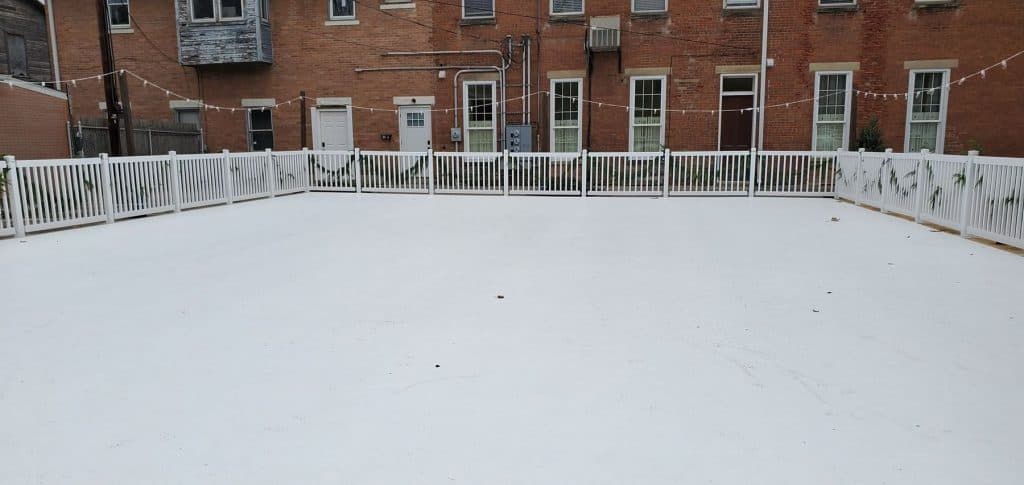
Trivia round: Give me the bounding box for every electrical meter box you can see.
[450,128,463,143]
[505,124,534,153]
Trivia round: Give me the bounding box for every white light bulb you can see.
[980,69,987,78]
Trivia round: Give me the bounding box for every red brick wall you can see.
[0,85,69,160]
[51,0,1024,156]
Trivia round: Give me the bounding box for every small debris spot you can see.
[435,364,440,368]
[812,308,821,313]
[830,217,840,222]
[496,294,505,300]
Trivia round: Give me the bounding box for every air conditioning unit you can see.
[587,16,621,52]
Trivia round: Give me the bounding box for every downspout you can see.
[757,0,769,150]
[45,0,61,86]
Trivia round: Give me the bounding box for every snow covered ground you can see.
[1,194,1022,485]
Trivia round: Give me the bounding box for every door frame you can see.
[311,106,354,151]
[397,105,433,152]
[717,73,759,151]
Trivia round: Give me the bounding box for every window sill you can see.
[460,17,496,26]
[324,19,360,26]
[817,5,858,13]
[380,2,415,10]
[722,8,761,18]
[549,14,585,24]
[110,27,134,34]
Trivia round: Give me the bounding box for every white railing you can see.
[509,152,583,196]
[587,152,664,196]
[669,151,750,196]
[756,151,837,196]
[434,152,504,195]
[3,149,1022,249]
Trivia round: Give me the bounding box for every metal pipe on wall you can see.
[757,0,770,150]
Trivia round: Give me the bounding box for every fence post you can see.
[353,148,362,193]
[427,148,435,195]
[3,156,26,238]
[265,148,276,198]
[854,148,865,206]
[662,148,671,198]
[302,147,311,192]
[747,147,757,197]
[913,149,930,222]
[959,150,979,237]
[879,148,893,214]
[99,153,116,223]
[502,149,510,197]
[834,148,845,200]
[222,149,233,204]
[169,150,182,213]
[581,149,588,198]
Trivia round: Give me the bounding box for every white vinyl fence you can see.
[3,148,1022,249]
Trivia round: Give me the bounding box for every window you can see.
[905,70,949,153]
[248,109,274,151]
[630,77,665,152]
[175,108,201,129]
[812,72,852,151]
[107,0,130,28]
[463,81,496,152]
[632,0,666,13]
[463,0,494,18]
[550,79,582,152]
[259,0,269,20]
[551,0,583,16]
[406,112,425,127]
[191,0,244,21]
[724,0,759,8]
[330,0,354,19]
[5,33,27,78]
[819,0,855,6]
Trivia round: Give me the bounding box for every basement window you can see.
[463,0,494,19]
[107,0,130,29]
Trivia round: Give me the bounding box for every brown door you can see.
[719,95,754,150]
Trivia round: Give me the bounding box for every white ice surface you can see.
[1,194,1022,484]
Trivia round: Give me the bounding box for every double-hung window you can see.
[330,0,354,19]
[550,79,582,152]
[812,72,852,151]
[632,0,666,13]
[191,0,244,22]
[551,0,583,16]
[463,81,496,152]
[905,70,949,153]
[107,0,130,29]
[630,76,666,152]
[463,0,494,19]
[248,109,274,151]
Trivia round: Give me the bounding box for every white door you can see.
[399,106,431,152]
[318,109,352,150]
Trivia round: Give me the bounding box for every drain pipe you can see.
[522,35,531,125]
[757,0,769,150]
[45,0,61,87]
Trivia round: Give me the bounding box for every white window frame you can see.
[716,73,759,151]
[904,69,950,154]
[549,78,583,152]
[462,80,497,152]
[819,0,856,7]
[463,0,495,19]
[550,0,584,16]
[723,0,760,9]
[811,71,852,152]
[190,0,245,23]
[107,0,131,29]
[328,0,356,20]
[628,75,667,153]
[632,0,667,14]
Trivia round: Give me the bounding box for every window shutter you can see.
[464,0,494,17]
[552,0,583,14]
[632,0,666,12]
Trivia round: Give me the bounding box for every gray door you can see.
[399,106,431,152]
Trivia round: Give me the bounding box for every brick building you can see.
[48,0,1024,156]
